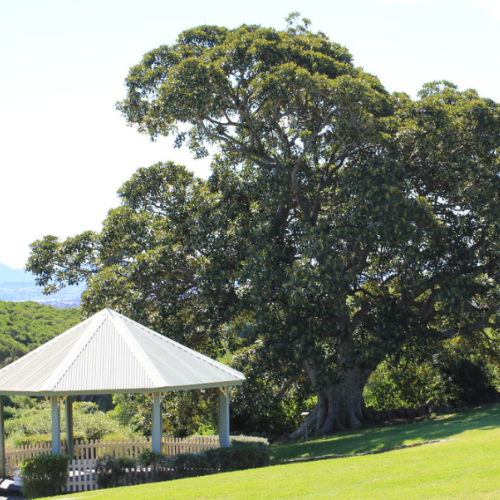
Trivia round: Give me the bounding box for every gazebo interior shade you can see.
[0,308,245,396]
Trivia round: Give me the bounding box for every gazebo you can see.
[0,308,245,477]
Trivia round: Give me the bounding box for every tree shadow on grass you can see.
[270,403,500,463]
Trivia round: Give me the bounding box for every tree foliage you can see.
[111,388,219,438]
[27,16,500,434]
[0,301,79,367]
[364,337,500,411]
[4,400,136,446]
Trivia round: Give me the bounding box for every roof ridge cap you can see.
[109,312,166,388]
[42,310,108,392]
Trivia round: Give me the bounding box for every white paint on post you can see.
[65,396,74,458]
[218,387,230,448]
[0,397,5,478]
[51,396,61,454]
[151,392,162,452]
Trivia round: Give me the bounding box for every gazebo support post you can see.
[151,392,162,452]
[218,387,230,448]
[0,397,5,478]
[65,396,74,458]
[51,396,61,454]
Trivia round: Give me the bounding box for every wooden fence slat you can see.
[66,458,97,492]
[5,436,220,472]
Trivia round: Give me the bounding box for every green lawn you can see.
[45,405,500,500]
[270,405,499,463]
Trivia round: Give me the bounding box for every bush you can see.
[176,442,270,476]
[5,400,135,448]
[364,359,443,410]
[169,452,216,478]
[95,456,139,489]
[214,443,270,471]
[433,346,499,404]
[138,450,174,481]
[230,435,269,446]
[20,453,70,499]
[364,341,500,411]
[111,389,219,438]
[95,442,270,488]
[12,431,87,448]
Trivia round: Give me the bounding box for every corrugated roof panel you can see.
[53,317,156,392]
[121,317,245,387]
[0,308,245,396]
[0,321,89,392]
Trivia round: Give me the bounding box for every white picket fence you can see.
[66,459,97,492]
[5,436,220,492]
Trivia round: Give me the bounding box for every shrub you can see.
[138,450,174,481]
[169,452,216,478]
[364,341,500,411]
[5,400,134,448]
[111,389,219,438]
[230,435,269,446]
[12,431,87,448]
[214,443,270,471]
[96,442,270,488]
[364,359,443,410]
[95,456,139,489]
[433,346,499,404]
[176,443,270,476]
[20,453,70,499]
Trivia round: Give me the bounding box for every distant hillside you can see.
[0,263,33,283]
[0,301,80,367]
[0,263,84,308]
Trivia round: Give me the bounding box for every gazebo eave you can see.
[0,379,244,398]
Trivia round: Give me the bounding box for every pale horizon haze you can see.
[1,0,499,269]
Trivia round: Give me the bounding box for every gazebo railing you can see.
[5,435,219,469]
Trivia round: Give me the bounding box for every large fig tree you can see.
[27,16,500,434]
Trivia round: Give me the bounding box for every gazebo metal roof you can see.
[0,308,244,474]
[0,308,245,396]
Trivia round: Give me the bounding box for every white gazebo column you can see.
[151,392,162,452]
[65,396,74,458]
[51,396,61,454]
[218,387,230,448]
[0,397,5,478]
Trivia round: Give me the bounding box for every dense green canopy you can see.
[0,302,79,367]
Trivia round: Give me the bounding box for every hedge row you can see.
[96,442,270,488]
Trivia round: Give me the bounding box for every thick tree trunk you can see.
[291,364,373,438]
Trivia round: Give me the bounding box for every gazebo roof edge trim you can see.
[0,378,244,397]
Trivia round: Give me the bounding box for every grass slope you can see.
[46,405,500,500]
[270,405,497,463]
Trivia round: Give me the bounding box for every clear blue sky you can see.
[1,0,499,269]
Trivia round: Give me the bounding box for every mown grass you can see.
[271,404,500,463]
[45,404,500,500]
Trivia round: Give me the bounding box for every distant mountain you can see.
[0,263,84,308]
[0,263,34,283]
